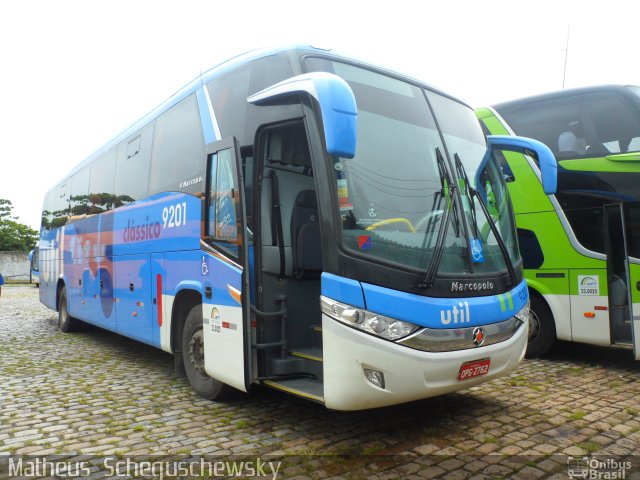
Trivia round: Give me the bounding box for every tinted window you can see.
[69,167,91,218]
[207,54,299,147]
[89,149,118,213]
[207,148,241,259]
[498,92,640,160]
[114,122,154,202]
[51,181,69,228]
[304,57,519,278]
[149,95,205,196]
[264,122,312,175]
[517,229,544,269]
[41,190,56,231]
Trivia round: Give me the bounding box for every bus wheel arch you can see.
[170,289,201,355]
[526,289,556,358]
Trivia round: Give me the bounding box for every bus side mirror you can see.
[479,135,558,195]
[247,72,357,159]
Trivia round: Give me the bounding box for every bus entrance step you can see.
[268,348,323,380]
[290,347,322,363]
[263,378,324,404]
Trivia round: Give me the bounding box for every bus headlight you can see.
[320,296,419,341]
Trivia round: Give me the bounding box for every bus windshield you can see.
[306,58,519,278]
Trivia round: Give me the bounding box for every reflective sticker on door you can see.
[578,275,599,296]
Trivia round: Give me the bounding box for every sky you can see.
[1,0,639,230]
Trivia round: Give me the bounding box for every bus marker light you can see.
[341,308,364,324]
[594,306,607,311]
[364,369,385,389]
[584,312,595,318]
[368,317,386,334]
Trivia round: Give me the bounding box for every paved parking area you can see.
[1,284,639,479]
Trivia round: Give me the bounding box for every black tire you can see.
[526,292,556,358]
[58,286,79,332]
[181,304,234,400]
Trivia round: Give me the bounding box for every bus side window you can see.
[208,148,241,258]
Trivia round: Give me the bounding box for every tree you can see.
[0,199,39,252]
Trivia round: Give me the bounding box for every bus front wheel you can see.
[58,286,79,332]
[526,293,556,358]
[182,304,233,401]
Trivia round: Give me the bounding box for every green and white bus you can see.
[477,85,640,359]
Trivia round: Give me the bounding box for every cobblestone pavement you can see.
[1,284,639,479]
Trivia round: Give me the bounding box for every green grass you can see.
[362,446,382,455]
[569,411,587,421]
[578,442,600,453]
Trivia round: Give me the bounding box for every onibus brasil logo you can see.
[567,456,631,479]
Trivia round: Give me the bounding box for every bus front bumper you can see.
[322,313,528,411]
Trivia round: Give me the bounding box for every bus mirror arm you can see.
[247,72,358,159]
[478,135,558,195]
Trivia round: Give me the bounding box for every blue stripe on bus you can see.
[321,272,365,308]
[360,279,528,329]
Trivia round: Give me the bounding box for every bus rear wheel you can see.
[182,304,234,401]
[58,286,79,332]
[526,293,556,358]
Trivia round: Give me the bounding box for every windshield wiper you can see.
[455,154,517,287]
[454,153,481,239]
[415,147,456,290]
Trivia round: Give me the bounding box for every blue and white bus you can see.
[29,243,39,287]
[39,46,557,410]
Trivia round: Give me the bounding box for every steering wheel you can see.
[366,217,416,233]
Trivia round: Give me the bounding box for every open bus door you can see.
[201,137,252,391]
[603,203,637,357]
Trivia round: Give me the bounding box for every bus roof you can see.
[61,44,465,183]
[493,84,639,111]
